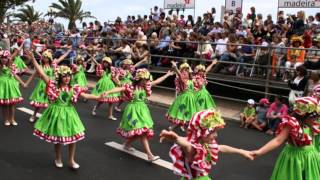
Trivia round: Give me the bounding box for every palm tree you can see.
[14,4,42,25]
[49,0,95,30]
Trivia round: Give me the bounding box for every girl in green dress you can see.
[28,51,104,169]
[29,50,72,122]
[91,56,120,120]
[252,96,320,180]
[104,68,173,161]
[0,50,31,126]
[193,60,217,112]
[166,61,197,131]
[160,109,254,180]
[71,55,88,92]
[114,59,135,112]
[12,43,30,74]
[311,84,320,152]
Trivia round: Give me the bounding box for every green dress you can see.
[166,79,197,126]
[271,116,320,180]
[71,64,88,91]
[120,69,133,85]
[29,65,54,108]
[0,65,23,105]
[92,69,120,103]
[117,83,154,139]
[194,76,216,111]
[33,80,85,145]
[314,118,320,152]
[13,56,27,74]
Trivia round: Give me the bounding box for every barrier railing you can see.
[52,35,319,101]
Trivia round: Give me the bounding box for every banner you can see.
[278,0,320,8]
[225,0,243,13]
[164,0,195,9]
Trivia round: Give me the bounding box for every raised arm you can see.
[53,49,72,64]
[10,43,24,61]
[151,70,174,86]
[25,71,37,87]
[205,59,218,75]
[87,53,99,65]
[171,61,182,78]
[26,51,50,83]
[251,126,289,157]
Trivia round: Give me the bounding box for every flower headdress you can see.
[179,61,192,73]
[102,56,112,64]
[187,109,225,143]
[55,65,72,81]
[293,97,320,116]
[42,50,53,61]
[134,68,153,81]
[122,59,133,65]
[194,64,206,73]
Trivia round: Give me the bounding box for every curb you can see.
[147,99,241,122]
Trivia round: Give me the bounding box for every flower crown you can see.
[42,50,53,61]
[122,59,133,65]
[179,62,192,73]
[195,64,206,73]
[199,110,225,130]
[55,65,72,80]
[134,68,152,81]
[293,97,320,115]
[76,55,84,61]
[102,56,112,64]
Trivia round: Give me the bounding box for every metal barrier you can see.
[56,35,319,101]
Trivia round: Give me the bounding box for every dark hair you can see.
[296,65,307,76]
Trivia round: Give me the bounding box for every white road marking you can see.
[105,141,173,170]
[17,108,173,170]
[17,107,42,117]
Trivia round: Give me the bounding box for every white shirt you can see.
[215,38,228,55]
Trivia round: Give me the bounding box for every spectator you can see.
[150,6,160,22]
[304,35,320,70]
[249,98,270,131]
[307,72,320,95]
[284,36,306,81]
[288,65,308,105]
[110,40,132,67]
[271,35,286,77]
[240,99,256,128]
[195,35,213,61]
[266,96,288,135]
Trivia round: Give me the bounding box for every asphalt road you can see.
[0,77,281,180]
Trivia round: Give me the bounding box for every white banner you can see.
[164,0,195,9]
[225,0,243,13]
[278,0,320,8]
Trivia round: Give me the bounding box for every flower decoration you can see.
[134,68,152,81]
[55,65,72,81]
[42,50,53,61]
[293,97,319,115]
[194,64,206,73]
[102,56,112,64]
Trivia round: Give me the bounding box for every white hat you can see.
[247,99,255,105]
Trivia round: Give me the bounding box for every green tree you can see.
[49,0,95,30]
[14,5,42,25]
[0,0,35,24]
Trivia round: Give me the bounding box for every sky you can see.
[15,0,319,27]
